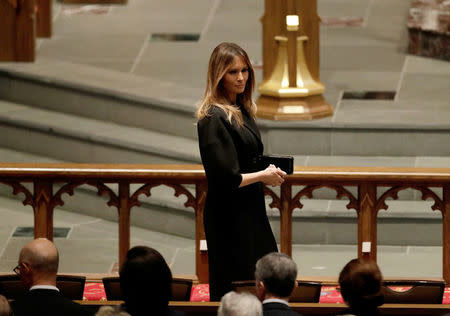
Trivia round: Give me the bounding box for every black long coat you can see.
[197,105,277,301]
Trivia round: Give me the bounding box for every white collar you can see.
[29,285,59,292]
[263,298,289,306]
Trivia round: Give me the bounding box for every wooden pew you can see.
[0,0,35,61]
[78,301,450,316]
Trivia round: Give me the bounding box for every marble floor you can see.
[34,0,449,113]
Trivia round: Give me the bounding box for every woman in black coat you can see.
[197,42,286,301]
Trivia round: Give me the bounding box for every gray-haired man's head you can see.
[255,252,297,300]
[218,291,262,316]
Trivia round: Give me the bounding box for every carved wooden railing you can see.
[1,163,450,284]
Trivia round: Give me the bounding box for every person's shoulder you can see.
[206,105,228,119]
[263,302,302,316]
[198,105,229,126]
[12,292,92,316]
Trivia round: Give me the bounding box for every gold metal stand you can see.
[257,0,333,120]
[257,94,332,120]
[259,36,325,98]
[257,35,333,120]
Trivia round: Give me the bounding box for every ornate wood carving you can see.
[86,181,120,208]
[51,181,122,210]
[291,184,359,211]
[34,184,52,204]
[130,183,196,210]
[165,183,196,210]
[358,183,377,260]
[50,181,86,208]
[361,192,375,209]
[376,185,444,213]
[33,181,53,239]
[264,186,281,210]
[129,183,160,208]
[0,180,34,206]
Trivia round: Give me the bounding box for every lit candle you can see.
[286,15,299,31]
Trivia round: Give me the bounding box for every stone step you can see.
[0,100,200,164]
[0,59,201,140]
[1,59,450,156]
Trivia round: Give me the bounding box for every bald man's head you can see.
[0,295,12,316]
[19,238,59,275]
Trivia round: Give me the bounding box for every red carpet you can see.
[82,283,450,304]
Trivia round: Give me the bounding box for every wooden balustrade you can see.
[1,163,450,284]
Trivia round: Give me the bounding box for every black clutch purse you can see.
[254,154,294,174]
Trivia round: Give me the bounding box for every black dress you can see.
[197,105,278,301]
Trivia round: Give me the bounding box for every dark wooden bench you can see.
[78,301,450,316]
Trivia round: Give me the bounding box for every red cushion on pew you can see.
[83,283,107,301]
[81,283,450,304]
[190,284,210,302]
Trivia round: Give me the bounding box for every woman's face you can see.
[222,55,249,102]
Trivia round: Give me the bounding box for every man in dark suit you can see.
[255,253,303,316]
[11,238,92,316]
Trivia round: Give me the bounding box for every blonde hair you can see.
[197,42,256,126]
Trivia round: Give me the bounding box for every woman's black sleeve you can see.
[197,112,242,191]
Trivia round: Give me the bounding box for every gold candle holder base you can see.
[256,94,333,120]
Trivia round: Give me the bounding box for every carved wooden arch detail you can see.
[0,180,34,207]
[376,185,444,214]
[263,186,281,211]
[130,183,196,210]
[50,181,120,209]
[290,184,359,211]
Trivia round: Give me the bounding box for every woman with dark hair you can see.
[338,258,384,316]
[120,246,181,316]
[197,42,286,301]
